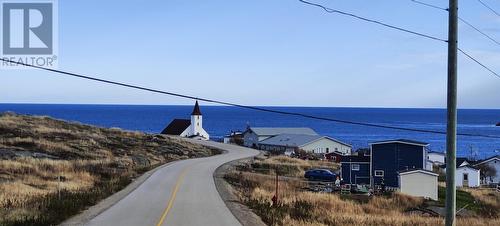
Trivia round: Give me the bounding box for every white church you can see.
[160,101,210,140]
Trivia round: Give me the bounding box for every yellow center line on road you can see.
[155,167,190,226]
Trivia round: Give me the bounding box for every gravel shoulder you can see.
[213,152,267,226]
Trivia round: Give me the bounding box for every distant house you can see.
[242,127,318,148]
[370,139,429,188]
[473,155,499,185]
[399,169,438,200]
[340,155,370,185]
[325,151,344,163]
[456,165,481,188]
[258,133,352,155]
[160,101,210,140]
[427,151,445,165]
[223,131,243,145]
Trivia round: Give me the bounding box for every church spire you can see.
[191,101,202,116]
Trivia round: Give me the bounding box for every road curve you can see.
[86,140,259,226]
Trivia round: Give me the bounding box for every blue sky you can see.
[2,0,499,108]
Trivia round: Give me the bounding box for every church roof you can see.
[161,119,191,135]
[191,101,202,116]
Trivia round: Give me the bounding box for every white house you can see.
[160,101,210,140]
[258,134,352,155]
[427,151,445,165]
[456,165,481,188]
[473,155,500,185]
[242,127,318,148]
[440,157,471,173]
[399,169,438,201]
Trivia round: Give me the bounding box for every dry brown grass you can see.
[227,156,500,226]
[0,157,97,204]
[0,112,220,225]
[462,187,500,208]
[264,156,339,169]
[251,156,340,177]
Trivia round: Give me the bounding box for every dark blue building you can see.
[340,155,370,185]
[370,139,428,188]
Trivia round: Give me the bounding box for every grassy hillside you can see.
[0,112,220,226]
[226,156,500,226]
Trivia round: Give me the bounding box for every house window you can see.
[332,156,336,161]
[374,170,384,177]
[326,148,329,153]
[463,173,468,181]
[352,164,360,171]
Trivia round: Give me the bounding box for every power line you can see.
[298,0,448,43]
[298,0,500,79]
[411,0,448,11]
[1,57,500,139]
[458,48,500,79]
[409,0,500,79]
[458,17,500,46]
[478,0,500,17]
[410,0,500,46]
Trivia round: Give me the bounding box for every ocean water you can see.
[0,104,499,158]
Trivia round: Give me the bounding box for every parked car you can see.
[304,169,337,182]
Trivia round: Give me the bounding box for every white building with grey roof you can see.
[243,127,318,148]
[257,133,352,156]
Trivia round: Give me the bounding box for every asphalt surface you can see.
[86,140,259,226]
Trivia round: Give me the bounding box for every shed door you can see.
[463,173,469,187]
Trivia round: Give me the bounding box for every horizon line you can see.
[1,102,499,110]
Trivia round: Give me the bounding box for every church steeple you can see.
[191,101,202,116]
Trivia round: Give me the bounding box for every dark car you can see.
[304,169,337,182]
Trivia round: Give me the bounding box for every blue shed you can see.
[340,155,370,185]
[370,139,428,188]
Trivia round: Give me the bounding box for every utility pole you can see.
[272,169,279,206]
[445,0,458,226]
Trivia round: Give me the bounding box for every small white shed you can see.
[399,169,438,201]
[456,165,480,188]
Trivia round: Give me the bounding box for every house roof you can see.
[474,155,500,166]
[456,157,472,167]
[259,134,348,148]
[224,131,243,138]
[398,169,439,177]
[259,134,321,147]
[458,164,480,171]
[369,139,429,147]
[161,119,191,135]
[325,151,345,156]
[340,155,370,163]
[440,157,481,170]
[191,101,202,115]
[246,127,318,136]
[428,151,445,156]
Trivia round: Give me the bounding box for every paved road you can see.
[86,140,259,226]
